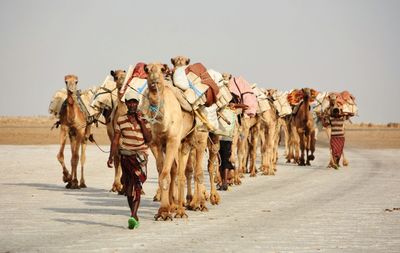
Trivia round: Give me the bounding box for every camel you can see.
[315,93,349,168]
[288,88,316,166]
[90,75,124,192]
[143,62,198,220]
[256,95,280,176]
[57,75,92,189]
[170,56,220,209]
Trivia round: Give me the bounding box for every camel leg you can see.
[249,124,259,177]
[208,134,220,205]
[189,132,208,211]
[57,125,72,184]
[263,123,276,175]
[150,144,163,201]
[154,138,179,221]
[305,133,311,166]
[342,152,349,166]
[69,131,80,189]
[175,139,191,218]
[298,132,306,166]
[268,123,277,175]
[169,162,178,212]
[185,150,194,206]
[79,129,89,188]
[237,123,249,178]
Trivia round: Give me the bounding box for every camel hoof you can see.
[153,194,161,202]
[62,174,72,183]
[199,205,209,212]
[343,161,349,167]
[174,207,188,218]
[154,208,173,221]
[186,195,193,204]
[79,182,87,188]
[262,170,275,176]
[309,154,315,161]
[306,161,311,166]
[234,178,242,185]
[209,193,220,205]
[250,173,257,177]
[65,182,72,189]
[70,183,80,189]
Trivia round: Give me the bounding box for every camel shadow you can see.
[3,182,87,192]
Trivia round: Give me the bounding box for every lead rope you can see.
[88,134,110,153]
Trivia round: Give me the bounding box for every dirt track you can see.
[0,145,399,252]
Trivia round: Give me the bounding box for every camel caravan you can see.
[48,56,358,221]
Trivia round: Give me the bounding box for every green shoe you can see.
[128,217,139,229]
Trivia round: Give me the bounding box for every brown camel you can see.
[143,62,197,220]
[289,88,316,166]
[57,75,92,189]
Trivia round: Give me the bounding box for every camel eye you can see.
[65,81,68,84]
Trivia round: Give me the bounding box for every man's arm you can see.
[136,112,152,144]
[107,131,121,168]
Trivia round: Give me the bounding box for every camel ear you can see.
[110,70,115,78]
[186,58,190,65]
[229,74,232,80]
[144,64,149,74]
[161,64,168,73]
[171,58,175,66]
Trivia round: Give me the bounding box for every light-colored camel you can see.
[171,56,220,209]
[315,93,349,168]
[90,75,124,192]
[57,75,92,189]
[143,62,197,220]
[288,88,316,166]
[221,72,249,185]
[256,97,280,176]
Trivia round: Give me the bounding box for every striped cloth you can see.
[115,115,150,152]
[330,116,345,137]
[330,136,345,160]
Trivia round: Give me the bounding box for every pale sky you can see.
[0,0,399,123]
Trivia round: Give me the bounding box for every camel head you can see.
[328,93,341,114]
[171,56,190,68]
[110,70,126,90]
[266,89,278,98]
[144,63,169,92]
[302,88,312,100]
[64,75,78,93]
[222,72,232,86]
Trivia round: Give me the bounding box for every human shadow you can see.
[5,182,159,223]
[54,218,124,229]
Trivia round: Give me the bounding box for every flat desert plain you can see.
[1,116,399,148]
[0,116,399,252]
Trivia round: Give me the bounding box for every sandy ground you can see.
[0,117,400,252]
[1,116,400,148]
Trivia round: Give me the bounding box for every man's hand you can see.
[135,111,145,122]
[107,157,113,168]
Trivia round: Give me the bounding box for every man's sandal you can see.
[128,217,140,229]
